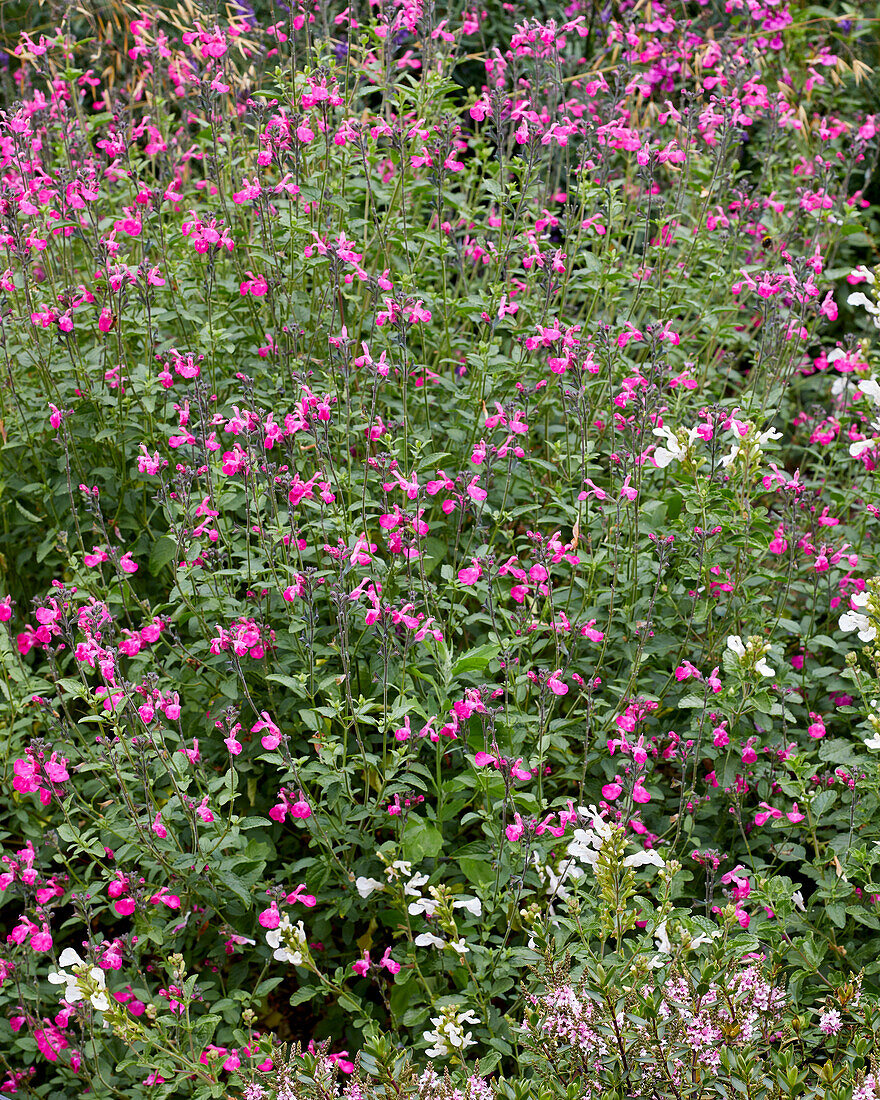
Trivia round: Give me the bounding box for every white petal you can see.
[415,932,445,949]
[726,635,746,657]
[623,848,665,868]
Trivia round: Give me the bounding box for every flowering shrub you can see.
[2,0,880,1095]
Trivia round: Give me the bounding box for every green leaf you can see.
[451,644,500,678]
[459,857,495,888]
[289,986,316,1006]
[811,789,837,821]
[402,818,443,862]
[214,868,252,906]
[149,536,178,575]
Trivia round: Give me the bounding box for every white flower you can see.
[728,634,774,676]
[859,378,880,405]
[453,896,482,917]
[792,890,805,911]
[578,804,613,831]
[688,931,720,949]
[726,635,746,658]
[852,265,876,285]
[652,424,700,468]
[414,932,445,949]
[847,291,880,315]
[404,872,430,896]
[719,444,740,468]
[423,1007,480,1058]
[356,876,385,898]
[865,732,880,751]
[567,807,616,869]
[47,949,109,1011]
[567,828,603,868]
[448,938,470,955]
[839,589,876,642]
[384,860,412,881]
[623,848,665,868]
[650,922,678,966]
[408,897,439,917]
[850,438,877,458]
[265,914,307,966]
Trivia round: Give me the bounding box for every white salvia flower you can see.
[453,896,482,916]
[532,853,573,900]
[569,806,617,866]
[623,848,665,868]
[847,291,880,315]
[385,860,412,881]
[727,635,775,677]
[792,890,805,912]
[726,635,746,658]
[577,805,614,838]
[721,424,781,469]
[355,876,385,899]
[865,732,880,751]
[448,938,470,955]
[652,424,685,468]
[858,378,880,405]
[852,265,876,285]
[414,932,445,949]
[408,897,439,917]
[839,590,876,642]
[404,872,430,896]
[850,438,877,458]
[567,828,604,868]
[652,424,700,468]
[47,949,109,1011]
[265,914,308,966]
[755,657,775,677]
[688,931,720,949]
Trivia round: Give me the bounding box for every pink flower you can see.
[546,671,568,696]
[258,902,281,929]
[818,1009,842,1035]
[152,812,167,839]
[457,559,483,585]
[252,711,281,750]
[286,884,317,907]
[580,620,604,641]
[29,925,53,952]
[119,552,138,574]
[506,813,525,843]
[380,947,400,974]
[224,735,242,755]
[291,796,311,819]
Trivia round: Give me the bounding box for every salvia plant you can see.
[1,0,880,1095]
